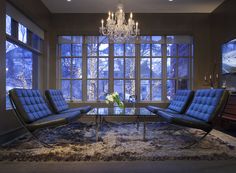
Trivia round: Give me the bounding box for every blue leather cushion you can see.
[158,110,212,132]
[45,89,69,113]
[167,90,194,113]
[61,106,92,114]
[146,106,178,114]
[9,89,52,123]
[186,89,225,122]
[27,111,82,131]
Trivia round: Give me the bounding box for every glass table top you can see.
[86,107,155,116]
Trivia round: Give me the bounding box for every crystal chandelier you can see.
[100,4,140,43]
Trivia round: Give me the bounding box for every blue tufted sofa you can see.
[146,90,194,114]
[153,89,229,148]
[9,89,83,134]
[45,89,92,114]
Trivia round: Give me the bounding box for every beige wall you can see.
[210,0,236,87]
[50,13,212,90]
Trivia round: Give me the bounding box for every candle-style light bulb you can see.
[101,19,104,28]
[136,22,138,33]
[108,11,111,19]
[130,12,133,19]
[112,13,114,19]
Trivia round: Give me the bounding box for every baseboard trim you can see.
[0,127,26,146]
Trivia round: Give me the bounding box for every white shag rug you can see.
[0,122,236,161]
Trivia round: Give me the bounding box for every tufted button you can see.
[186,89,224,122]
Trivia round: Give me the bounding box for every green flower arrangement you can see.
[105,92,124,109]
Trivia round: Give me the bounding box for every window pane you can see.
[178,44,190,56]
[18,23,27,43]
[72,44,82,56]
[61,58,71,78]
[114,80,124,100]
[125,44,135,56]
[72,58,82,78]
[6,15,11,35]
[152,58,162,78]
[114,44,124,56]
[87,44,97,56]
[152,80,162,101]
[178,79,189,89]
[87,80,97,101]
[125,80,135,100]
[140,44,150,56]
[125,58,135,78]
[140,58,150,78]
[167,58,177,78]
[114,58,124,78]
[178,58,189,78]
[61,80,70,100]
[6,38,34,109]
[99,43,109,56]
[140,36,151,42]
[32,34,41,50]
[140,80,150,101]
[59,36,71,43]
[152,44,162,56]
[99,58,109,78]
[61,44,71,56]
[167,80,176,100]
[6,41,32,89]
[152,36,162,43]
[99,36,108,43]
[167,44,177,56]
[98,80,108,100]
[73,36,83,43]
[87,58,97,78]
[72,80,82,100]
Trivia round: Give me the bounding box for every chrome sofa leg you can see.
[180,130,211,149]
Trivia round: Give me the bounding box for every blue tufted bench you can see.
[146,90,194,114]
[45,89,92,114]
[155,89,229,148]
[9,89,83,147]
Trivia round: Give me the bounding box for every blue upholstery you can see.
[62,106,92,114]
[168,90,194,113]
[186,89,225,122]
[27,111,82,131]
[146,90,194,114]
[158,111,212,132]
[45,89,92,114]
[45,90,69,113]
[9,89,52,123]
[156,89,228,132]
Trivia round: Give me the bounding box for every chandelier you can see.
[100,4,140,43]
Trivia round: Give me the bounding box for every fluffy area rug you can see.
[0,122,236,161]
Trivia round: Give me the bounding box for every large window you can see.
[5,14,43,109]
[114,43,136,101]
[59,35,193,103]
[140,36,162,101]
[87,36,109,101]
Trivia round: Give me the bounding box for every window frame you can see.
[58,35,193,104]
[5,14,43,109]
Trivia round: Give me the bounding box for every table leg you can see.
[143,121,147,141]
[95,115,99,142]
[137,115,140,131]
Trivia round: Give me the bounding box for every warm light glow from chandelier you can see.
[100,5,140,43]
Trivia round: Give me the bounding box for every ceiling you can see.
[41,0,225,13]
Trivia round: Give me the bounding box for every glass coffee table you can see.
[84,107,158,141]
